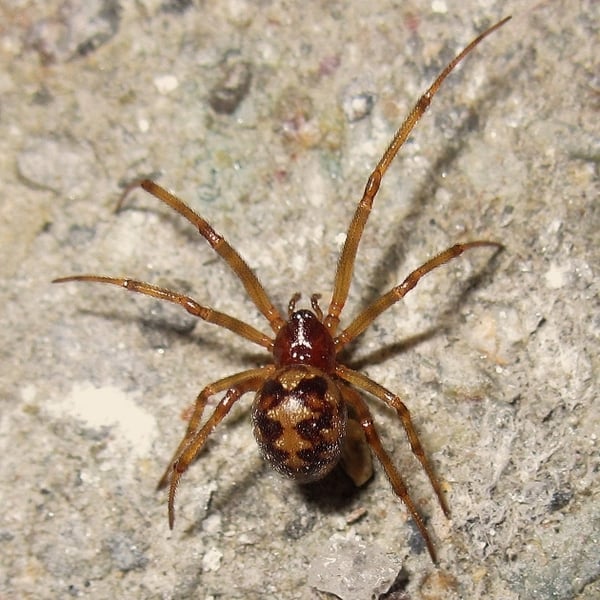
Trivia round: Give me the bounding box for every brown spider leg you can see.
[157,365,274,489]
[123,179,286,333]
[166,370,270,529]
[335,241,502,350]
[336,364,449,520]
[287,292,301,316]
[324,17,511,336]
[52,275,274,350]
[339,381,438,562]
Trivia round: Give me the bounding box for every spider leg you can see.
[53,275,274,349]
[157,366,275,490]
[337,364,449,519]
[335,241,502,349]
[122,179,286,333]
[166,369,270,529]
[339,381,438,562]
[324,17,510,336]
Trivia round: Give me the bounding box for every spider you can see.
[54,16,510,562]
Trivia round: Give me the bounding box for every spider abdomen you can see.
[251,365,347,482]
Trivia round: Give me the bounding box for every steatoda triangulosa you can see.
[54,16,510,562]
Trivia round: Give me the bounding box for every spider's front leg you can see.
[324,17,510,336]
[125,179,286,333]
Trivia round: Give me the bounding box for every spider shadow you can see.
[297,465,364,514]
[177,448,361,540]
[207,449,363,520]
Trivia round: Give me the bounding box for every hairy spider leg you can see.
[52,274,278,526]
[52,276,274,349]
[157,366,275,491]
[337,364,450,516]
[166,371,269,529]
[340,382,438,562]
[324,16,511,335]
[334,241,503,350]
[122,179,286,333]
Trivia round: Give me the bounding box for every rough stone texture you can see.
[0,1,597,599]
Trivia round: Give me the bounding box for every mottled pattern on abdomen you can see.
[251,365,347,481]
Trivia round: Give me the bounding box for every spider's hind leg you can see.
[161,366,273,528]
[339,382,439,562]
[157,366,274,490]
[337,364,450,518]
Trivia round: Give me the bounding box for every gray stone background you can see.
[0,1,597,599]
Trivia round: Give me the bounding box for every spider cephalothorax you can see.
[54,17,510,562]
